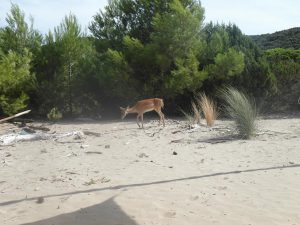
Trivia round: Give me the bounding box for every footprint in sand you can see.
[164,211,176,218]
[190,195,199,201]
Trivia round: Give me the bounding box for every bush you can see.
[220,87,257,139]
[0,50,34,115]
[47,107,63,121]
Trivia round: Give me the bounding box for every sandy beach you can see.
[1,115,300,225]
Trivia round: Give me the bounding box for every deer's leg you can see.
[155,109,165,127]
[161,111,165,127]
[141,114,144,129]
[155,110,161,125]
[137,115,141,128]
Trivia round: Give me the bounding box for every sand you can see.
[0,115,300,225]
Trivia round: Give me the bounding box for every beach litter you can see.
[0,129,85,146]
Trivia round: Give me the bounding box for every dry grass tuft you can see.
[197,93,218,127]
[180,108,195,128]
[180,100,201,128]
[191,101,201,124]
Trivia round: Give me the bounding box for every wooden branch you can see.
[0,110,31,123]
[26,125,50,132]
[83,131,101,137]
[85,151,103,155]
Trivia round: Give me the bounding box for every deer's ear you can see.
[120,107,125,110]
[126,106,129,109]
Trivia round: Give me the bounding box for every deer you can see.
[120,98,165,128]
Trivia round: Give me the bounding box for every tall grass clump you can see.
[220,87,257,139]
[180,100,201,128]
[191,101,201,124]
[196,93,218,127]
[180,108,194,126]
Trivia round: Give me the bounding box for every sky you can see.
[0,0,299,35]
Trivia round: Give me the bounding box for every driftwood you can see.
[197,136,236,144]
[13,118,34,123]
[171,130,183,134]
[83,130,101,137]
[85,151,103,155]
[170,136,237,144]
[26,125,50,132]
[0,110,31,123]
[170,138,184,143]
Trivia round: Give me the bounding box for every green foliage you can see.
[91,0,205,100]
[250,27,300,50]
[265,48,300,85]
[151,0,204,58]
[1,2,297,118]
[0,49,34,115]
[89,0,173,46]
[0,93,28,116]
[168,52,207,95]
[0,3,40,116]
[264,48,300,111]
[0,3,42,56]
[201,23,276,98]
[98,48,138,100]
[207,48,245,80]
[35,13,98,116]
[200,24,230,64]
[47,107,63,121]
[150,0,205,95]
[220,87,257,139]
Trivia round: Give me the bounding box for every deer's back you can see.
[135,98,164,112]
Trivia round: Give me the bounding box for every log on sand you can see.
[0,110,31,123]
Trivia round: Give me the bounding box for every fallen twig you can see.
[197,136,237,144]
[83,130,101,137]
[85,151,102,155]
[257,130,292,136]
[171,130,183,134]
[170,138,184,143]
[55,140,83,144]
[0,110,31,123]
[26,125,50,132]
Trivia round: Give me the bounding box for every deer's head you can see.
[120,106,129,119]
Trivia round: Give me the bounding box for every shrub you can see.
[220,87,257,139]
[47,107,63,121]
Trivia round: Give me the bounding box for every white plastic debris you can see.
[0,132,49,146]
[0,129,85,146]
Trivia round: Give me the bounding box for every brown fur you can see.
[120,98,165,128]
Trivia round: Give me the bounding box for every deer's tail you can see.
[160,99,164,108]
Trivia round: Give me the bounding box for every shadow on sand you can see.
[1,164,300,208]
[22,196,138,225]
